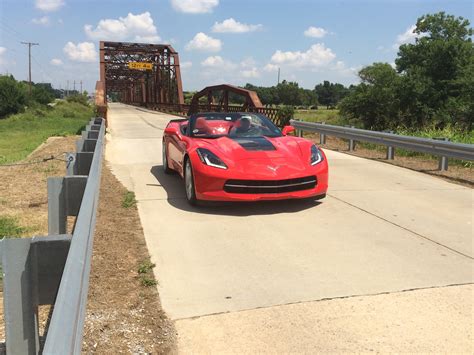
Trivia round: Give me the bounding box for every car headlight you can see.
[310,145,324,165]
[196,148,228,169]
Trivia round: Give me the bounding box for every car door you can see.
[167,121,189,176]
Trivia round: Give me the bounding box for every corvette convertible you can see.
[162,112,328,205]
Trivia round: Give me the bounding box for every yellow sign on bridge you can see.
[128,62,153,70]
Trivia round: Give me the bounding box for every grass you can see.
[137,260,158,286]
[0,101,93,164]
[122,191,137,208]
[0,216,29,238]
[294,108,344,125]
[138,260,156,274]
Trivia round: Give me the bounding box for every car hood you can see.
[194,136,314,177]
[196,136,303,161]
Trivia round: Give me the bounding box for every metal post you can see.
[2,235,71,355]
[320,122,326,144]
[2,238,40,354]
[348,125,356,151]
[48,176,88,234]
[386,131,394,160]
[434,137,449,171]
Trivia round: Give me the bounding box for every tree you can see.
[339,63,400,130]
[0,75,27,118]
[31,85,54,105]
[314,81,349,109]
[341,12,473,130]
[396,12,473,128]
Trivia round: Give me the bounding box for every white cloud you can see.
[393,25,422,49]
[304,26,328,38]
[185,32,222,52]
[240,57,257,68]
[32,16,50,26]
[270,43,336,68]
[171,0,219,14]
[35,0,64,12]
[84,12,161,43]
[240,67,259,78]
[263,63,278,72]
[50,58,63,66]
[212,18,262,33]
[181,61,192,69]
[63,42,97,62]
[201,56,235,70]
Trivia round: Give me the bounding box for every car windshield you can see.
[189,112,282,139]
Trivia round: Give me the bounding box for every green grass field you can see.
[0,101,93,164]
[294,108,344,125]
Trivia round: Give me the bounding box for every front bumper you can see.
[192,156,329,202]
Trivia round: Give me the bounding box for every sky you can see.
[0,0,472,93]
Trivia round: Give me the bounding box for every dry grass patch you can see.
[0,136,175,353]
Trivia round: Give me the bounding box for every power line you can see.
[20,41,39,95]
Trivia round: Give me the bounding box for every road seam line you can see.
[328,193,473,260]
[172,282,474,322]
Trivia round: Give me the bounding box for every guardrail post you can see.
[348,126,356,151]
[435,137,449,171]
[1,235,71,355]
[386,131,395,160]
[2,237,40,354]
[48,176,88,234]
[320,122,326,144]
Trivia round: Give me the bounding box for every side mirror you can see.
[164,127,179,136]
[282,125,295,136]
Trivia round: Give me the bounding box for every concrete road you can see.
[105,103,473,353]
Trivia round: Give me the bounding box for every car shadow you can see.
[150,165,322,216]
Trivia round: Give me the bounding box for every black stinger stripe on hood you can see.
[231,137,276,151]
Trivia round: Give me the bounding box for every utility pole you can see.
[80,80,83,94]
[21,42,39,95]
[66,80,69,97]
[73,80,76,93]
[277,67,280,85]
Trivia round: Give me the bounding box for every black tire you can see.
[162,140,172,174]
[184,157,197,205]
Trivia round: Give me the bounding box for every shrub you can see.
[0,75,27,118]
[66,94,89,106]
[276,105,295,126]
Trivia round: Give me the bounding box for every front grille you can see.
[224,176,317,194]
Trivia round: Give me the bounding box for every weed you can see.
[122,191,137,208]
[138,260,156,274]
[140,276,158,287]
[137,260,157,286]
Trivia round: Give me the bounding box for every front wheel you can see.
[184,158,197,205]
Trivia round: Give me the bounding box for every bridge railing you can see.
[291,120,474,171]
[0,118,105,354]
[145,103,283,126]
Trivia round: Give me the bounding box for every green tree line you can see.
[0,75,88,119]
[340,12,473,131]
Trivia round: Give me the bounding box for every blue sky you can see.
[0,0,472,92]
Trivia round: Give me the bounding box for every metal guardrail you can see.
[1,118,105,354]
[291,120,474,170]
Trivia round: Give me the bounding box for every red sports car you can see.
[162,112,328,205]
